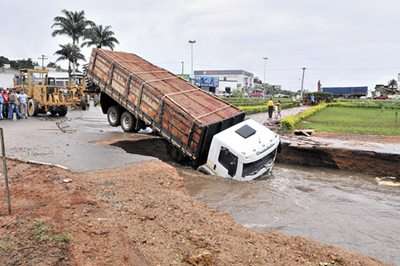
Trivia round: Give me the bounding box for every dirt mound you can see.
[0,160,384,265]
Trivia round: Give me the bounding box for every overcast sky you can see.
[1,0,400,91]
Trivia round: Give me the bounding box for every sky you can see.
[1,0,400,91]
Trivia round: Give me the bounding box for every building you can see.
[373,84,399,97]
[321,86,368,98]
[194,70,254,95]
[0,68,18,88]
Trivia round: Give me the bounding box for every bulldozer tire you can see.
[58,106,68,117]
[120,111,137,133]
[107,106,121,127]
[27,99,38,117]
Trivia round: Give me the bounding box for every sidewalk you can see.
[248,106,310,125]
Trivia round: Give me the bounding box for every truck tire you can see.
[120,111,136,132]
[27,99,38,117]
[107,106,121,127]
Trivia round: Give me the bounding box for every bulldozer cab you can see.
[13,68,69,117]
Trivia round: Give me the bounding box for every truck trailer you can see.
[86,49,280,181]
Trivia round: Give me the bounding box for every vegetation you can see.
[298,106,400,136]
[330,100,400,109]
[82,24,119,50]
[33,220,70,244]
[51,9,119,73]
[223,97,298,114]
[224,97,294,106]
[281,103,327,130]
[0,56,38,69]
[54,44,85,76]
[239,102,299,114]
[52,10,94,46]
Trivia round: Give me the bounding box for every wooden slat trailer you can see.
[87,49,245,166]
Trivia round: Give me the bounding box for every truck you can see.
[86,49,280,181]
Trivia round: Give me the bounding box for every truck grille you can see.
[242,149,277,177]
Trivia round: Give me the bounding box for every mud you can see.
[0,160,384,265]
[278,139,400,176]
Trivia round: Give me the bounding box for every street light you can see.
[180,61,184,75]
[188,40,196,79]
[263,57,268,84]
[300,67,306,98]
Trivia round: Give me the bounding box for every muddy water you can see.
[183,165,400,265]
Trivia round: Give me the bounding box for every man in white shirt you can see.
[18,90,28,119]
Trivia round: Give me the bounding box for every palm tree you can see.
[52,10,94,45]
[52,10,93,72]
[54,44,85,77]
[82,24,119,50]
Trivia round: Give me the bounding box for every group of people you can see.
[266,98,282,120]
[0,88,28,120]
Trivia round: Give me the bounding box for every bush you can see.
[281,103,327,130]
[329,101,400,109]
[239,102,299,114]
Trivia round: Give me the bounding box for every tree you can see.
[0,56,10,68]
[388,79,398,89]
[52,10,94,45]
[52,10,93,72]
[82,24,119,50]
[54,44,85,76]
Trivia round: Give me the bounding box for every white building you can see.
[194,70,254,95]
[0,69,18,88]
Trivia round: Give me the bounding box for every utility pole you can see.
[300,67,306,98]
[180,61,184,75]
[188,40,196,80]
[38,54,48,69]
[263,57,268,84]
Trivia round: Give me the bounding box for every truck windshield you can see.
[242,149,277,177]
[218,147,238,177]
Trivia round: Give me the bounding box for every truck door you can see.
[217,147,238,178]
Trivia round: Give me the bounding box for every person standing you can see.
[0,89,3,120]
[275,100,282,120]
[2,89,9,118]
[267,98,274,119]
[8,90,21,120]
[18,90,28,119]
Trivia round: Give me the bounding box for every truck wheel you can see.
[27,99,38,117]
[58,106,68,117]
[107,106,121,127]
[120,111,136,132]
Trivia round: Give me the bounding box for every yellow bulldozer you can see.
[13,68,89,117]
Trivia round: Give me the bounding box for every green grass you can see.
[298,107,400,136]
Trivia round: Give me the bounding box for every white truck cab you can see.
[199,119,280,181]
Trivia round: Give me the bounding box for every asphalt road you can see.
[0,105,153,171]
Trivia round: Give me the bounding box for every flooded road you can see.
[183,165,400,265]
